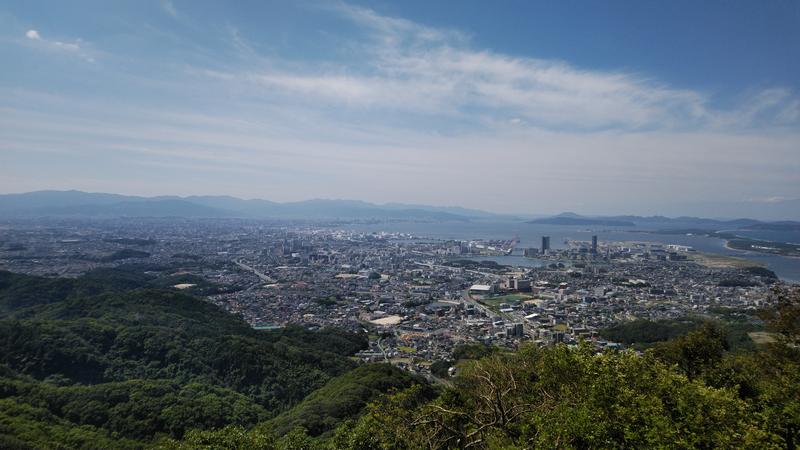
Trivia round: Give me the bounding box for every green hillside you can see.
[0,269,422,448]
[267,364,431,437]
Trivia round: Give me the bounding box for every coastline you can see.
[689,251,763,269]
[723,238,800,259]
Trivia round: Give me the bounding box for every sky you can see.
[1,0,799,217]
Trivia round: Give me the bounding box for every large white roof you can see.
[469,284,492,291]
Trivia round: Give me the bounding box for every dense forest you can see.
[1,267,799,449]
[0,268,421,448]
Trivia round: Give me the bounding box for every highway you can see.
[461,288,501,321]
[235,260,276,283]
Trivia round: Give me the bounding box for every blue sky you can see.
[1,0,798,217]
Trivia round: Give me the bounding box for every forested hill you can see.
[3,268,800,449]
[0,269,423,449]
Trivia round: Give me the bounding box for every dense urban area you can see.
[0,218,786,378]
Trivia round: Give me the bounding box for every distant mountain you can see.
[183,195,279,213]
[528,213,636,227]
[381,202,508,219]
[0,191,232,218]
[4,192,797,226]
[602,215,761,229]
[0,191,480,221]
[51,199,233,218]
[526,213,793,230]
[0,190,148,212]
[739,221,800,232]
[667,198,800,222]
[552,212,583,219]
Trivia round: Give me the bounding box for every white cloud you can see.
[198,3,797,132]
[2,94,797,214]
[21,28,94,62]
[745,196,793,204]
[729,88,800,126]
[160,0,179,18]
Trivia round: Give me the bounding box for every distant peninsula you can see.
[528,214,635,227]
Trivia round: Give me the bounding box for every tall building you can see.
[541,236,550,253]
[591,235,598,254]
[506,323,524,338]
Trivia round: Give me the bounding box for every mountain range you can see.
[527,212,772,230]
[0,191,798,230]
[0,191,486,221]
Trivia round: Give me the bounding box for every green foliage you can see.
[0,281,365,400]
[429,343,499,380]
[719,278,759,287]
[157,425,337,450]
[334,345,779,449]
[0,268,154,317]
[156,425,277,450]
[451,343,497,361]
[652,322,730,379]
[0,397,141,450]
[328,385,433,450]
[429,360,453,378]
[600,318,703,345]
[761,286,800,349]
[0,271,81,316]
[269,364,428,437]
[601,316,761,352]
[743,266,778,279]
[725,237,800,256]
[0,269,372,448]
[0,374,268,441]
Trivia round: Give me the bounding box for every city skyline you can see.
[1,0,799,217]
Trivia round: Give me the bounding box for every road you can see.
[376,337,389,363]
[461,288,501,321]
[235,260,275,283]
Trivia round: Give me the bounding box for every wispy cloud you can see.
[160,0,179,18]
[729,88,800,127]
[23,28,94,62]
[194,3,797,133]
[2,89,797,210]
[325,1,469,46]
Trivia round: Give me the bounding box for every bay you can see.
[338,219,800,283]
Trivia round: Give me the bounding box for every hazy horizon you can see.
[2,188,800,221]
[2,1,799,218]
